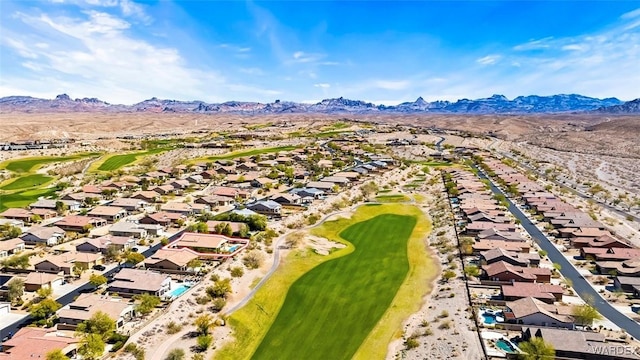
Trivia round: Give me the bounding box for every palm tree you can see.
[518,336,555,360]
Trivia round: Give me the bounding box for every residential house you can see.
[0,208,33,223]
[139,212,185,228]
[161,202,193,216]
[503,297,575,329]
[613,276,640,295]
[570,234,631,250]
[107,268,171,297]
[251,177,276,188]
[34,252,104,274]
[109,198,148,212]
[30,208,57,220]
[62,192,101,203]
[30,199,81,212]
[144,248,199,272]
[501,282,564,304]
[24,272,64,292]
[166,232,248,259]
[271,193,302,205]
[151,185,175,196]
[87,205,127,222]
[57,293,135,330]
[480,248,540,267]
[482,261,552,283]
[0,327,79,359]
[246,200,282,215]
[20,226,65,246]
[76,235,134,254]
[305,181,336,192]
[0,238,25,258]
[476,228,525,242]
[290,187,325,199]
[54,215,107,232]
[109,221,148,238]
[131,190,160,203]
[170,179,191,191]
[320,176,350,187]
[520,326,640,360]
[211,187,250,200]
[195,195,235,208]
[187,174,205,184]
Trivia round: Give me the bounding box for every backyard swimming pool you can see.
[482,313,496,325]
[167,284,190,299]
[496,339,517,353]
[480,309,504,325]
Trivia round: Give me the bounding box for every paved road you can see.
[435,136,445,152]
[475,166,640,340]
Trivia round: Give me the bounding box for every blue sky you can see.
[1,1,639,104]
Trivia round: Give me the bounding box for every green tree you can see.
[194,313,214,335]
[30,298,62,320]
[463,265,481,278]
[135,293,161,315]
[77,333,105,360]
[518,336,555,360]
[46,349,70,360]
[7,278,24,304]
[165,348,185,360]
[442,270,456,282]
[89,274,108,287]
[187,222,208,233]
[238,224,249,238]
[76,311,116,340]
[36,286,53,299]
[1,253,30,269]
[196,334,213,351]
[104,244,120,261]
[187,258,202,269]
[572,303,603,326]
[125,251,145,265]
[55,201,68,215]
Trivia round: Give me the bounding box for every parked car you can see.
[92,264,106,271]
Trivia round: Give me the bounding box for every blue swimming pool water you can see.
[482,313,496,324]
[496,339,515,353]
[168,285,190,298]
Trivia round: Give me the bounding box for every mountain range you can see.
[0,93,637,114]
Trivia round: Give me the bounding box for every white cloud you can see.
[0,9,282,103]
[373,80,410,90]
[476,55,501,65]
[314,83,330,88]
[513,37,553,51]
[561,44,586,51]
[290,51,325,64]
[621,8,640,19]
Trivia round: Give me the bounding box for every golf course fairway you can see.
[216,204,436,360]
[251,210,420,359]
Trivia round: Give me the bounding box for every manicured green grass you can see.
[0,174,54,191]
[374,194,411,203]
[0,153,99,173]
[0,188,57,211]
[312,130,351,138]
[251,214,416,360]
[96,148,166,171]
